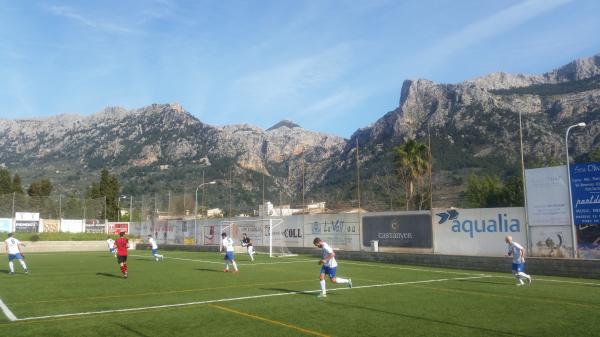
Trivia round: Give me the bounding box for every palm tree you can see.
[393,139,430,210]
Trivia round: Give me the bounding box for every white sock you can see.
[335,277,349,284]
[8,261,14,273]
[320,280,326,294]
[224,262,229,270]
[517,272,530,279]
[232,261,238,272]
[513,272,524,284]
[19,260,27,270]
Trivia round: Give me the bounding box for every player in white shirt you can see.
[505,235,532,286]
[4,233,29,275]
[221,232,238,273]
[148,235,164,261]
[107,237,116,257]
[313,237,351,298]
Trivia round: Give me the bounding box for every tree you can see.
[27,179,53,197]
[393,139,430,210]
[373,166,404,211]
[502,176,524,207]
[589,146,600,162]
[0,168,12,194]
[465,174,524,208]
[87,169,121,220]
[12,174,23,193]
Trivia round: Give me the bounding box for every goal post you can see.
[219,218,297,258]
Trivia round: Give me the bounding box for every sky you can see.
[1,0,599,138]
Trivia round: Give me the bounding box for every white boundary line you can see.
[3,275,490,322]
[129,254,315,266]
[0,299,17,322]
[492,275,600,287]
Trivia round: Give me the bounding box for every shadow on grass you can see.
[132,258,159,262]
[0,269,11,274]
[116,323,152,337]
[195,268,221,273]
[96,272,122,278]
[326,301,533,337]
[260,288,317,297]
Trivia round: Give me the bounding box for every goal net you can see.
[219,218,296,258]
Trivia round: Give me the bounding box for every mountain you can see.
[0,103,344,210]
[1,53,599,210]
[321,53,600,207]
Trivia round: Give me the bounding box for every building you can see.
[258,202,300,217]
[207,208,223,218]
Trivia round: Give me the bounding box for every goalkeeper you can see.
[241,233,255,262]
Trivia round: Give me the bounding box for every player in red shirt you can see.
[115,231,129,278]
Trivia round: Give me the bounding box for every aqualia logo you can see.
[436,209,520,238]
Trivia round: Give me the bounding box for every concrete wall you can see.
[20,241,137,252]
[285,247,600,279]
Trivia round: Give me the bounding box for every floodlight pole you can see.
[566,122,586,259]
[194,180,215,245]
[518,110,531,253]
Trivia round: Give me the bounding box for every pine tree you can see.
[27,179,53,197]
[0,168,12,194]
[12,174,23,193]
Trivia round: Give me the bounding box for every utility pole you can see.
[356,138,361,212]
[229,168,233,218]
[302,150,305,213]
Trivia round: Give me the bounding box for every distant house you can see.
[207,208,223,218]
[159,165,169,171]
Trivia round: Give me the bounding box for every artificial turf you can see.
[0,250,598,336]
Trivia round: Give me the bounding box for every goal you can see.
[219,218,296,258]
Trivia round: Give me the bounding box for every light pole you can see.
[518,111,530,252]
[566,122,586,259]
[194,157,212,244]
[118,195,128,222]
[195,181,216,244]
[129,196,133,223]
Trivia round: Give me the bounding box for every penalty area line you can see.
[11,275,490,322]
[0,298,17,322]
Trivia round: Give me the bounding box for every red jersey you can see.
[115,237,129,256]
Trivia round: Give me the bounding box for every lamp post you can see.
[118,195,127,222]
[195,181,216,244]
[518,111,530,252]
[193,157,212,244]
[566,122,586,259]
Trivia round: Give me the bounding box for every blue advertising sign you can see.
[570,161,600,226]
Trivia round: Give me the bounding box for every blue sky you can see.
[1,0,599,138]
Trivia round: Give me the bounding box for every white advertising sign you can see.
[15,212,40,221]
[525,165,574,257]
[525,165,571,227]
[60,219,84,233]
[434,207,526,256]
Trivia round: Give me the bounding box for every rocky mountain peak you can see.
[267,119,301,131]
[466,53,600,90]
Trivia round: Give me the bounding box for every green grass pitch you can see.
[0,250,599,336]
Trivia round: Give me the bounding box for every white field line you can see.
[129,254,315,266]
[0,299,17,322]
[343,261,488,276]
[6,275,490,322]
[493,275,600,287]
